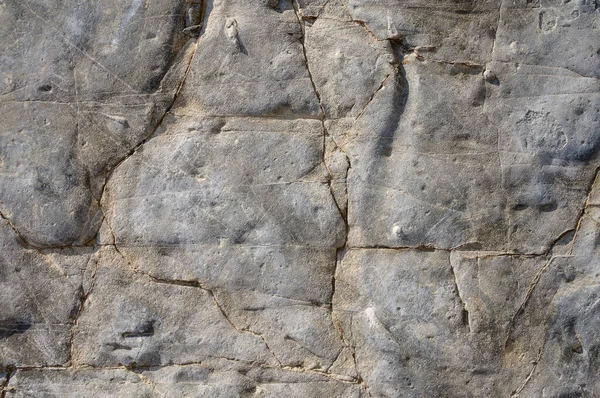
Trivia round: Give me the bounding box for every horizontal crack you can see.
[346,244,579,257]
[0,359,359,385]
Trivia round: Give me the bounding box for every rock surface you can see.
[1,0,599,396]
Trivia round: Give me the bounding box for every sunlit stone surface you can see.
[1,0,599,396]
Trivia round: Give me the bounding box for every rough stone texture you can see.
[1,0,599,396]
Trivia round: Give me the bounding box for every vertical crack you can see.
[93,0,210,225]
[504,167,600,348]
[68,254,100,366]
[291,2,369,394]
[490,0,504,61]
[449,262,470,332]
[504,255,570,350]
[509,341,545,397]
[290,0,348,223]
[0,368,14,398]
[568,166,600,255]
[502,167,599,390]
[145,275,282,367]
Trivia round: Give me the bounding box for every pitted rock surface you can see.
[1,0,599,396]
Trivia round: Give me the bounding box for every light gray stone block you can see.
[1,0,599,395]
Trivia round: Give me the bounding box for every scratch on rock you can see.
[283,334,323,358]
[504,255,570,349]
[352,67,399,125]
[68,254,100,365]
[243,294,331,309]
[568,166,600,255]
[94,0,210,220]
[425,59,483,70]
[281,363,358,384]
[364,307,404,349]
[449,262,470,332]
[348,244,464,253]
[146,275,283,366]
[22,0,137,92]
[509,344,544,397]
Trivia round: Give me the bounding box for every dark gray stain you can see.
[0,318,32,339]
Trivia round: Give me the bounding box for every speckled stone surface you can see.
[1,0,599,396]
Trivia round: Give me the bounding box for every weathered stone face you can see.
[1,0,599,396]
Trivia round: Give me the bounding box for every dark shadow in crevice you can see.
[369,40,410,172]
[0,318,31,339]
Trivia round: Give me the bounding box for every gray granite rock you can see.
[1,0,600,396]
